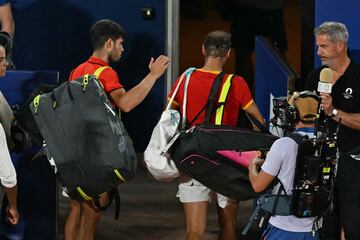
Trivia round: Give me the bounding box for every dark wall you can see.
[315,0,360,66]
[300,0,314,89]
[11,0,166,152]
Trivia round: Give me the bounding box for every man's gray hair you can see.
[314,21,349,45]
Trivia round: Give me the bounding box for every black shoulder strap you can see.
[188,104,207,127]
[203,72,225,125]
[186,72,225,126]
[246,112,270,134]
[288,132,307,145]
[93,188,121,220]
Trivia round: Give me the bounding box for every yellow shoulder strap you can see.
[215,74,234,125]
[93,66,110,78]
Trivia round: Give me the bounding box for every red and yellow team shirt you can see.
[69,56,123,94]
[168,69,253,127]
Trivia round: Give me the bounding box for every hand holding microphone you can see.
[320,94,335,116]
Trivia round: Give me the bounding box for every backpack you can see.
[171,72,278,200]
[144,67,196,182]
[291,133,337,218]
[10,84,57,153]
[30,67,137,217]
[242,132,338,235]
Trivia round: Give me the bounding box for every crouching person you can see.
[248,91,323,240]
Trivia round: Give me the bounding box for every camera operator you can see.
[248,91,320,240]
[304,21,360,240]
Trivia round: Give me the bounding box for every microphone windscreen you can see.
[318,68,333,93]
[319,68,332,83]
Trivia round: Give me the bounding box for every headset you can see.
[288,90,321,124]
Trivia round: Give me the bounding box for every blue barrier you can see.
[255,37,299,123]
[0,70,58,240]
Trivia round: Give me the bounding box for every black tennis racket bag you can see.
[30,72,137,207]
[172,125,277,200]
[171,72,278,200]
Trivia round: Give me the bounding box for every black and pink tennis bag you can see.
[171,72,278,200]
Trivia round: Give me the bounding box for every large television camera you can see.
[270,94,338,139]
[270,96,296,136]
[270,93,339,218]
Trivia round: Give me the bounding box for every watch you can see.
[331,108,338,118]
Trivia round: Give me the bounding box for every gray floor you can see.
[57,169,262,240]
